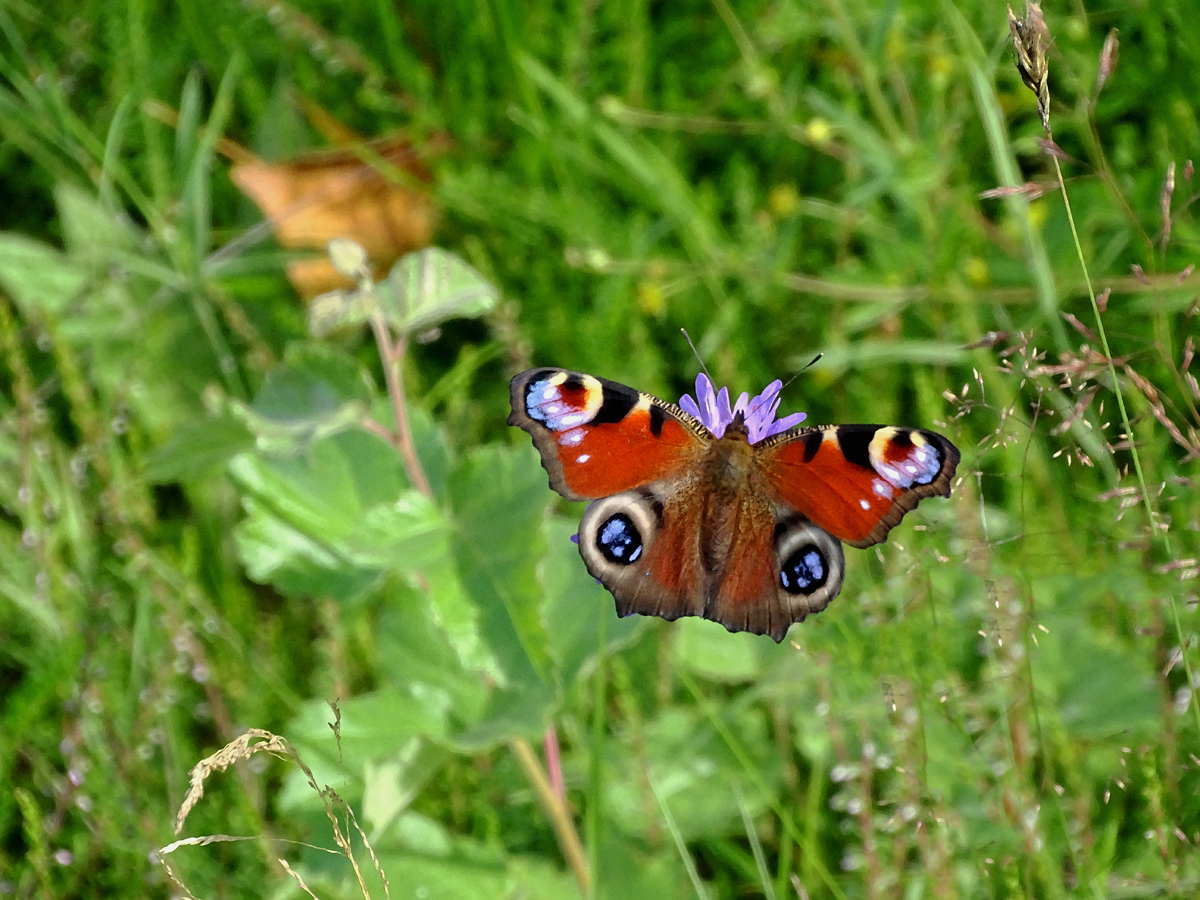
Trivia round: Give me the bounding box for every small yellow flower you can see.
[964,256,990,287]
[1028,199,1048,229]
[768,184,800,218]
[805,118,832,145]
[636,280,665,316]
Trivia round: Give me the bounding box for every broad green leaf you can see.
[55,182,138,262]
[307,247,497,338]
[363,742,448,835]
[449,681,556,753]
[232,343,376,453]
[1030,609,1161,741]
[596,706,783,840]
[142,411,254,483]
[370,847,581,900]
[281,689,451,812]
[379,247,498,333]
[375,584,493,731]
[231,431,448,600]
[0,234,87,316]
[307,286,375,338]
[540,515,641,688]
[449,445,552,689]
[668,617,766,684]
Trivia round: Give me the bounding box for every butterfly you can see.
[508,368,960,642]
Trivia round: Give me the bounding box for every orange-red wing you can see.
[508,368,709,502]
[760,425,959,548]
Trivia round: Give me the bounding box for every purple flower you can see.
[678,374,806,443]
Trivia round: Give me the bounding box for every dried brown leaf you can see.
[231,135,438,298]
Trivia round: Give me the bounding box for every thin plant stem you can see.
[510,738,592,896]
[1051,152,1200,738]
[369,313,433,500]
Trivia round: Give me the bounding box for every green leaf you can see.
[449,682,556,753]
[307,247,497,338]
[1031,611,1161,741]
[668,617,767,684]
[230,343,375,453]
[0,234,87,316]
[378,247,498,334]
[375,583,493,731]
[282,689,451,812]
[142,411,254,483]
[55,182,138,262]
[540,515,641,687]
[449,444,553,689]
[596,706,783,841]
[231,431,449,600]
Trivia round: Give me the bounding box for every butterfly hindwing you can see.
[508,368,709,501]
[576,486,707,624]
[760,424,959,548]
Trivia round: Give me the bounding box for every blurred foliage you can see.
[2,0,1200,898]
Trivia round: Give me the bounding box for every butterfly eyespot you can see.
[779,544,831,595]
[596,513,643,565]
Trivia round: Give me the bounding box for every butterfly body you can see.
[509,368,959,642]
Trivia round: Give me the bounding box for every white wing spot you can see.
[576,453,590,463]
[559,427,586,447]
[859,499,870,510]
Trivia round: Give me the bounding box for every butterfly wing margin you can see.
[759,424,959,548]
[508,367,711,501]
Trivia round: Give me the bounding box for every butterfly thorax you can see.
[697,423,769,576]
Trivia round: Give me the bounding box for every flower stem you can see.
[369,313,433,500]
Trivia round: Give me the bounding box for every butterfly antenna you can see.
[780,352,824,394]
[681,328,713,381]
[740,353,823,421]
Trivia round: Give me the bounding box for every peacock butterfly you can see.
[508,368,960,642]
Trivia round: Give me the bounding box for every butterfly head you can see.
[678,373,807,442]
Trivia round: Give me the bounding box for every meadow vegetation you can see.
[2,1,1199,897]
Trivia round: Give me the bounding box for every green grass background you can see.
[2,0,1200,897]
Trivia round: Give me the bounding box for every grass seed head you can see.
[1008,2,1051,133]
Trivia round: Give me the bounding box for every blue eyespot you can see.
[597,514,642,565]
[780,545,828,595]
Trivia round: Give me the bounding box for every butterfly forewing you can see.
[508,368,709,501]
[760,424,959,548]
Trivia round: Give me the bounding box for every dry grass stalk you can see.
[1161,161,1176,252]
[164,727,391,900]
[1008,2,1051,133]
[1095,29,1119,95]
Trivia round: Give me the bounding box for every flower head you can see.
[678,373,806,442]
